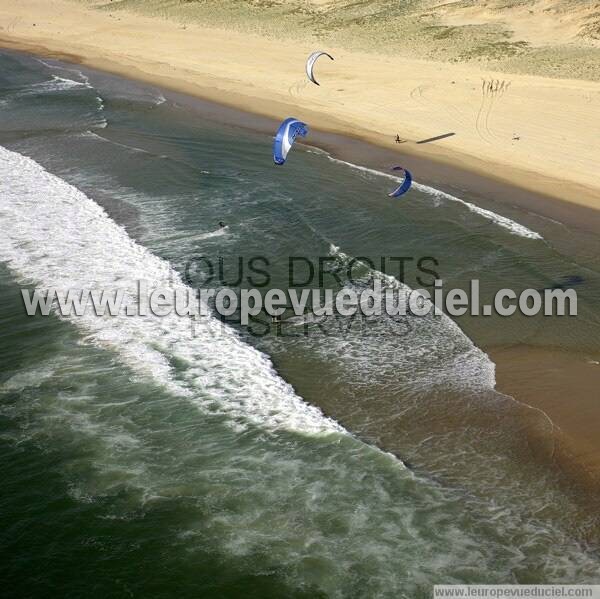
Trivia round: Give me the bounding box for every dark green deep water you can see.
[1,50,600,598]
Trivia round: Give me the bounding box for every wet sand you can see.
[1,1,599,493]
[10,54,600,493]
[1,0,600,232]
[491,346,600,491]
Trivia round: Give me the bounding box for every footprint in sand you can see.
[476,78,511,144]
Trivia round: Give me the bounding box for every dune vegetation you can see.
[76,0,600,80]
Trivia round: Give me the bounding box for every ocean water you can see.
[1,50,600,598]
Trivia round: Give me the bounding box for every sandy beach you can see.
[1,0,600,488]
[2,5,600,589]
[1,0,599,233]
[492,346,600,492]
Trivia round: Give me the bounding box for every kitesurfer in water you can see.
[219,221,226,228]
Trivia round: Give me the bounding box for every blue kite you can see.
[273,118,308,165]
[388,166,412,197]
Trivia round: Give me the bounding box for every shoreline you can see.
[491,346,600,495]
[2,46,600,493]
[0,0,599,234]
[2,37,600,238]
[1,15,600,492]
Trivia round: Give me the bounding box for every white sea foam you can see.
[326,156,542,240]
[1,363,58,393]
[278,208,497,393]
[35,59,92,89]
[322,243,498,393]
[21,75,87,94]
[0,146,343,436]
[6,69,107,129]
[80,131,157,155]
[35,59,107,122]
[187,227,229,240]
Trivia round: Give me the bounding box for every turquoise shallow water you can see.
[1,50,600,597]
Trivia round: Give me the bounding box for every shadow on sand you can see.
[416,132,456,144]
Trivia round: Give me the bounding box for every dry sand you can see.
[1,0,599,231]
[1,0,600,487]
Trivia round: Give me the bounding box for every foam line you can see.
[326,156,542,240]
[0,146,343,436]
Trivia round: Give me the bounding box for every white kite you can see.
[305,51,334,86]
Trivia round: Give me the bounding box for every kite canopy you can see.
[305,51,334,86]
[388,166,412,197]
[273,118,308,165]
